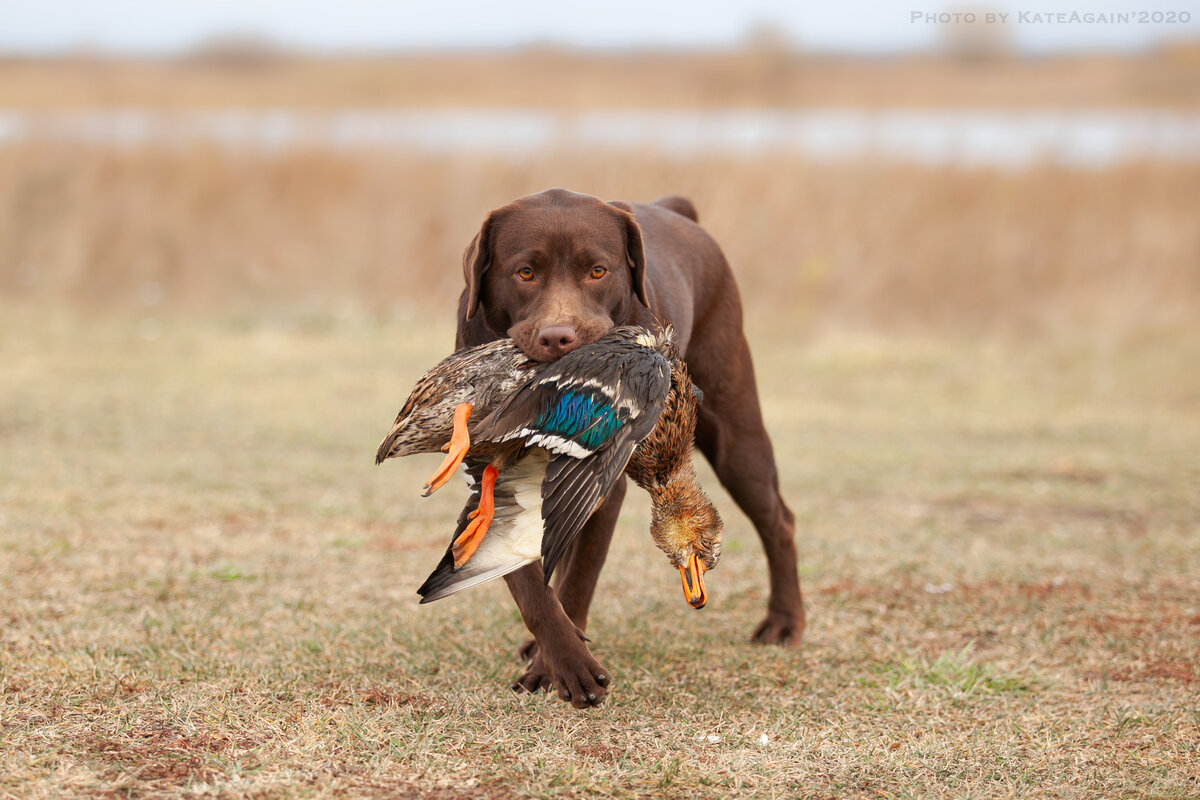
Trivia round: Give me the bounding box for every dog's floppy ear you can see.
[608,201,649,309]
[462,211,498,322]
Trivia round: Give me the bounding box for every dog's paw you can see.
[510,641,610,708]
[517,637,538,664]
[510,653,554,695]
[751,608,806,647]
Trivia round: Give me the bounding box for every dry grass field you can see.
[2,48,1199,109]
[2,308,1198,799]
[2,50,1200,799]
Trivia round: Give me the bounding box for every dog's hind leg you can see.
[688,330,806,647]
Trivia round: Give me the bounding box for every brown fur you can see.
[456,188,805,708]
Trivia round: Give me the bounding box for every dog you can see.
[455,188,804,708]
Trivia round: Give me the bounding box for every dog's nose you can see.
[537,326,579,359]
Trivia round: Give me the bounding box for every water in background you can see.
[2,108,1199,167]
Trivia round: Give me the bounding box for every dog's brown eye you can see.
[590,266,608,279]
[517,267,535,282]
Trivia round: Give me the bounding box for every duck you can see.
[375,326,723,608]
[376,326,670,573]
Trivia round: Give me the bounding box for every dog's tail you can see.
[653,195,698,223]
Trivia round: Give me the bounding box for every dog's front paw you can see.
[510,636,610,708]
[751,607,806,647]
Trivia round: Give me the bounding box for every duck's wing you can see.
[471,341,671,460]
[416,451,549,603]
[471,342,672,582]
[536,441,637,582]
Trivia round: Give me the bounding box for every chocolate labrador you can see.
[455,188,804,708]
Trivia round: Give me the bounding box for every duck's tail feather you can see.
[416,451,548,602]
[417,549,530,603]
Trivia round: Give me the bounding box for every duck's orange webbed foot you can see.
[452,464,498,567]
[421,402,473,497]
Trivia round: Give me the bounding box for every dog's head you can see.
[462,189,649,362]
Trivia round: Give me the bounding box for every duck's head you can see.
[649,477,723,609]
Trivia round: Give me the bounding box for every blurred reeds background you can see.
[3,46,1200,108]
[2,48,1199,338]
[3,143,1198,338]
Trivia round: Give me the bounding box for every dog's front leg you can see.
[516,480,625,670]
[503,564,611,708]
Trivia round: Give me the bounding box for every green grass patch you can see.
[865,647,1033,695]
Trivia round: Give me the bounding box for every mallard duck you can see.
[379,325,670,578]
[376,326,722,608]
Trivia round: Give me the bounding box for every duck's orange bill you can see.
[422,402,473,497]
[678,554,708,609]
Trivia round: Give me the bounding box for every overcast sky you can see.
[1,0,1197,55]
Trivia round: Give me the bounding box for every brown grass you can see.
[2,48,1199,109]
[1,312,1198,799]
[2,144,1198,339]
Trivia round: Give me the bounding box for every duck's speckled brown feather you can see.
[375,339,535,465]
